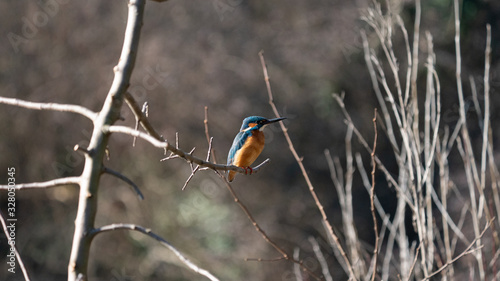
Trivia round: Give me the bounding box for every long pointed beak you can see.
[265,117,286,124]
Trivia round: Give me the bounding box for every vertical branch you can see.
[453,1,485,279]
[204,106,218,164]
[410,0,421,151]
[370,109,379,281]
[479,24,491,199]
[309,237,334,281]
[67,1,145,280]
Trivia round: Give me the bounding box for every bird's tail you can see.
[228,170,236,182]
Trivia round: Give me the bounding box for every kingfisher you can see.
[227,116,286,182]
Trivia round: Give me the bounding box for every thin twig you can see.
[162,146,196,161]
[124,92,164,141]
[0,96,97,121]
[0,209,31,281]
[406,243,422,281]
[422,219,492,280]
[89,223,220,281]
[361,31,398,153]
[0,177,80,190]
[370,109,379,281]
[259,50,353,280]
[102,166,144,200]
[132,101,149,147]
[454,1,486,279]
[204,106,218,164]
[245,257,286,262]
[181,137,214,190]
[479,24,491,203]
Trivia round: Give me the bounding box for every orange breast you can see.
[233,130,265,168]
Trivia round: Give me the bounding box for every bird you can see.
[227,116,286,182]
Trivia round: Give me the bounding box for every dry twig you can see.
[370,109,379,281]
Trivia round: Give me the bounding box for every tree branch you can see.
[0,96,97,121]
[370,109,379,281]
[102,167,144,200]
[89,223,220,281]
[68,0,146,280]
[124,91,164,141]
[0,177,80,190]
[103,125,271,176]
[309,237,333,281]
[181,136,214,190]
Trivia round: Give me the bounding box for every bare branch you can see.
[204,106,218,164]
[133,101,148,147]
[309,237,333,281]
[89,223,220,281]
[104,125,271,176]
[479,24,491,199]
[0,96,97,121]
[124,92,164,141]
[407,243,422,280]
[102,167,144,200]
[293,248,303,281]
[0,177,80,190]
[181,137,214,190]
[68,0,147,279]
[370,109,379,281]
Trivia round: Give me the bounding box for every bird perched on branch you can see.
[227,116,286,182]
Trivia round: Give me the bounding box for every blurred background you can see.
[0,0,499,280]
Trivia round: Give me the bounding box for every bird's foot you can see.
[244,166,253,175]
